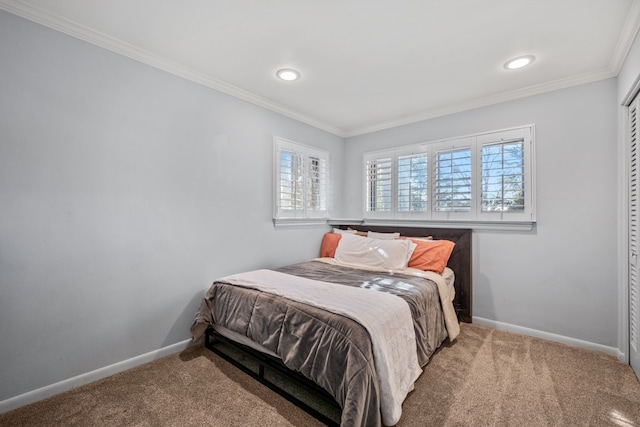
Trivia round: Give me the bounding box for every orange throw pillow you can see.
[320,232,341,257]
[407,239,455,274]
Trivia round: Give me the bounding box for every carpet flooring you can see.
[2,323,639,426]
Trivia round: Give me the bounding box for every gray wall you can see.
[0,11,343,402]
[344,79,619,349]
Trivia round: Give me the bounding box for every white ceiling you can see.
[2,0,640,137]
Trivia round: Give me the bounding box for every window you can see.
[481,141,524,212]
[364,146,430,218]
[398,153,428,213]
[434,149,472,212]
[365,155,392,213]
[363,125,535,226]
[274,137,329,220]
[475,127,533,222]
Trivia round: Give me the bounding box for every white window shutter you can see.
[365,153,393,214]
[397,152,428,213]
[306,155,328,214]
[278,149,304,214]
[431,137,473,220]
[362,125,535,226]
[274,137,330,219]
[476,127,534,222]
[481,141,525,212]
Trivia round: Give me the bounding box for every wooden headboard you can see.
[332,225,472,323]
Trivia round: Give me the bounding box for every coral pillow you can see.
[408,239,455,274]
[320,232,341,257]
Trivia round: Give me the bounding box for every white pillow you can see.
[407,240,418,263]
[367,231,400,240]
[333,228,358,235]
[334,233,411,270]
[363,231,415,263]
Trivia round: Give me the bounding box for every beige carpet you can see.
[2,323,640,426]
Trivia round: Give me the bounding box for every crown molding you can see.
[610,0,640,75]
[0,0,347,138]
[346,67,616,137]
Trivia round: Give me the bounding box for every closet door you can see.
[630,94,640,379]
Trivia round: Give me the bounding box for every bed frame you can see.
[206,330,342,426]
[205,225,472,425]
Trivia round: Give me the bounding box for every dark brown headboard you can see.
[332,225,472,323]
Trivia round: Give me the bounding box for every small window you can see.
[475,127,533,222]
[274,137,329,219]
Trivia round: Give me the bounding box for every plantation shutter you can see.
[307,155,328,213]
[362,125,534,225]
[365,154,393,213]
[397,152,428,212]
[278,149,304,213]
[481,140,525,212]
[275,137,329,219]
[433,140,472,216]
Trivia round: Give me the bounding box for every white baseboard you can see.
[472,317,625,362]
[0,339,193,414]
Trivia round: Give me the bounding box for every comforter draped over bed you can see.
[191,261,449,427]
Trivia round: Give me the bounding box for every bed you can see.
[190,226,472,426]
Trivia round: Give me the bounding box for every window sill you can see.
[328,218,536,231]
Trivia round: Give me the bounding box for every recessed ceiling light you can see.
[276,69,300,81]
[504,55,535,70]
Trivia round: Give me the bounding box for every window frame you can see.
[475,127,534,222]
[362,125,536,227]
[396,146,429,216]
[274,137,330,223]
[431,137,475,221]
[363,151,395,217]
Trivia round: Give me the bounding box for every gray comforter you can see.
[191,261,448,427]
